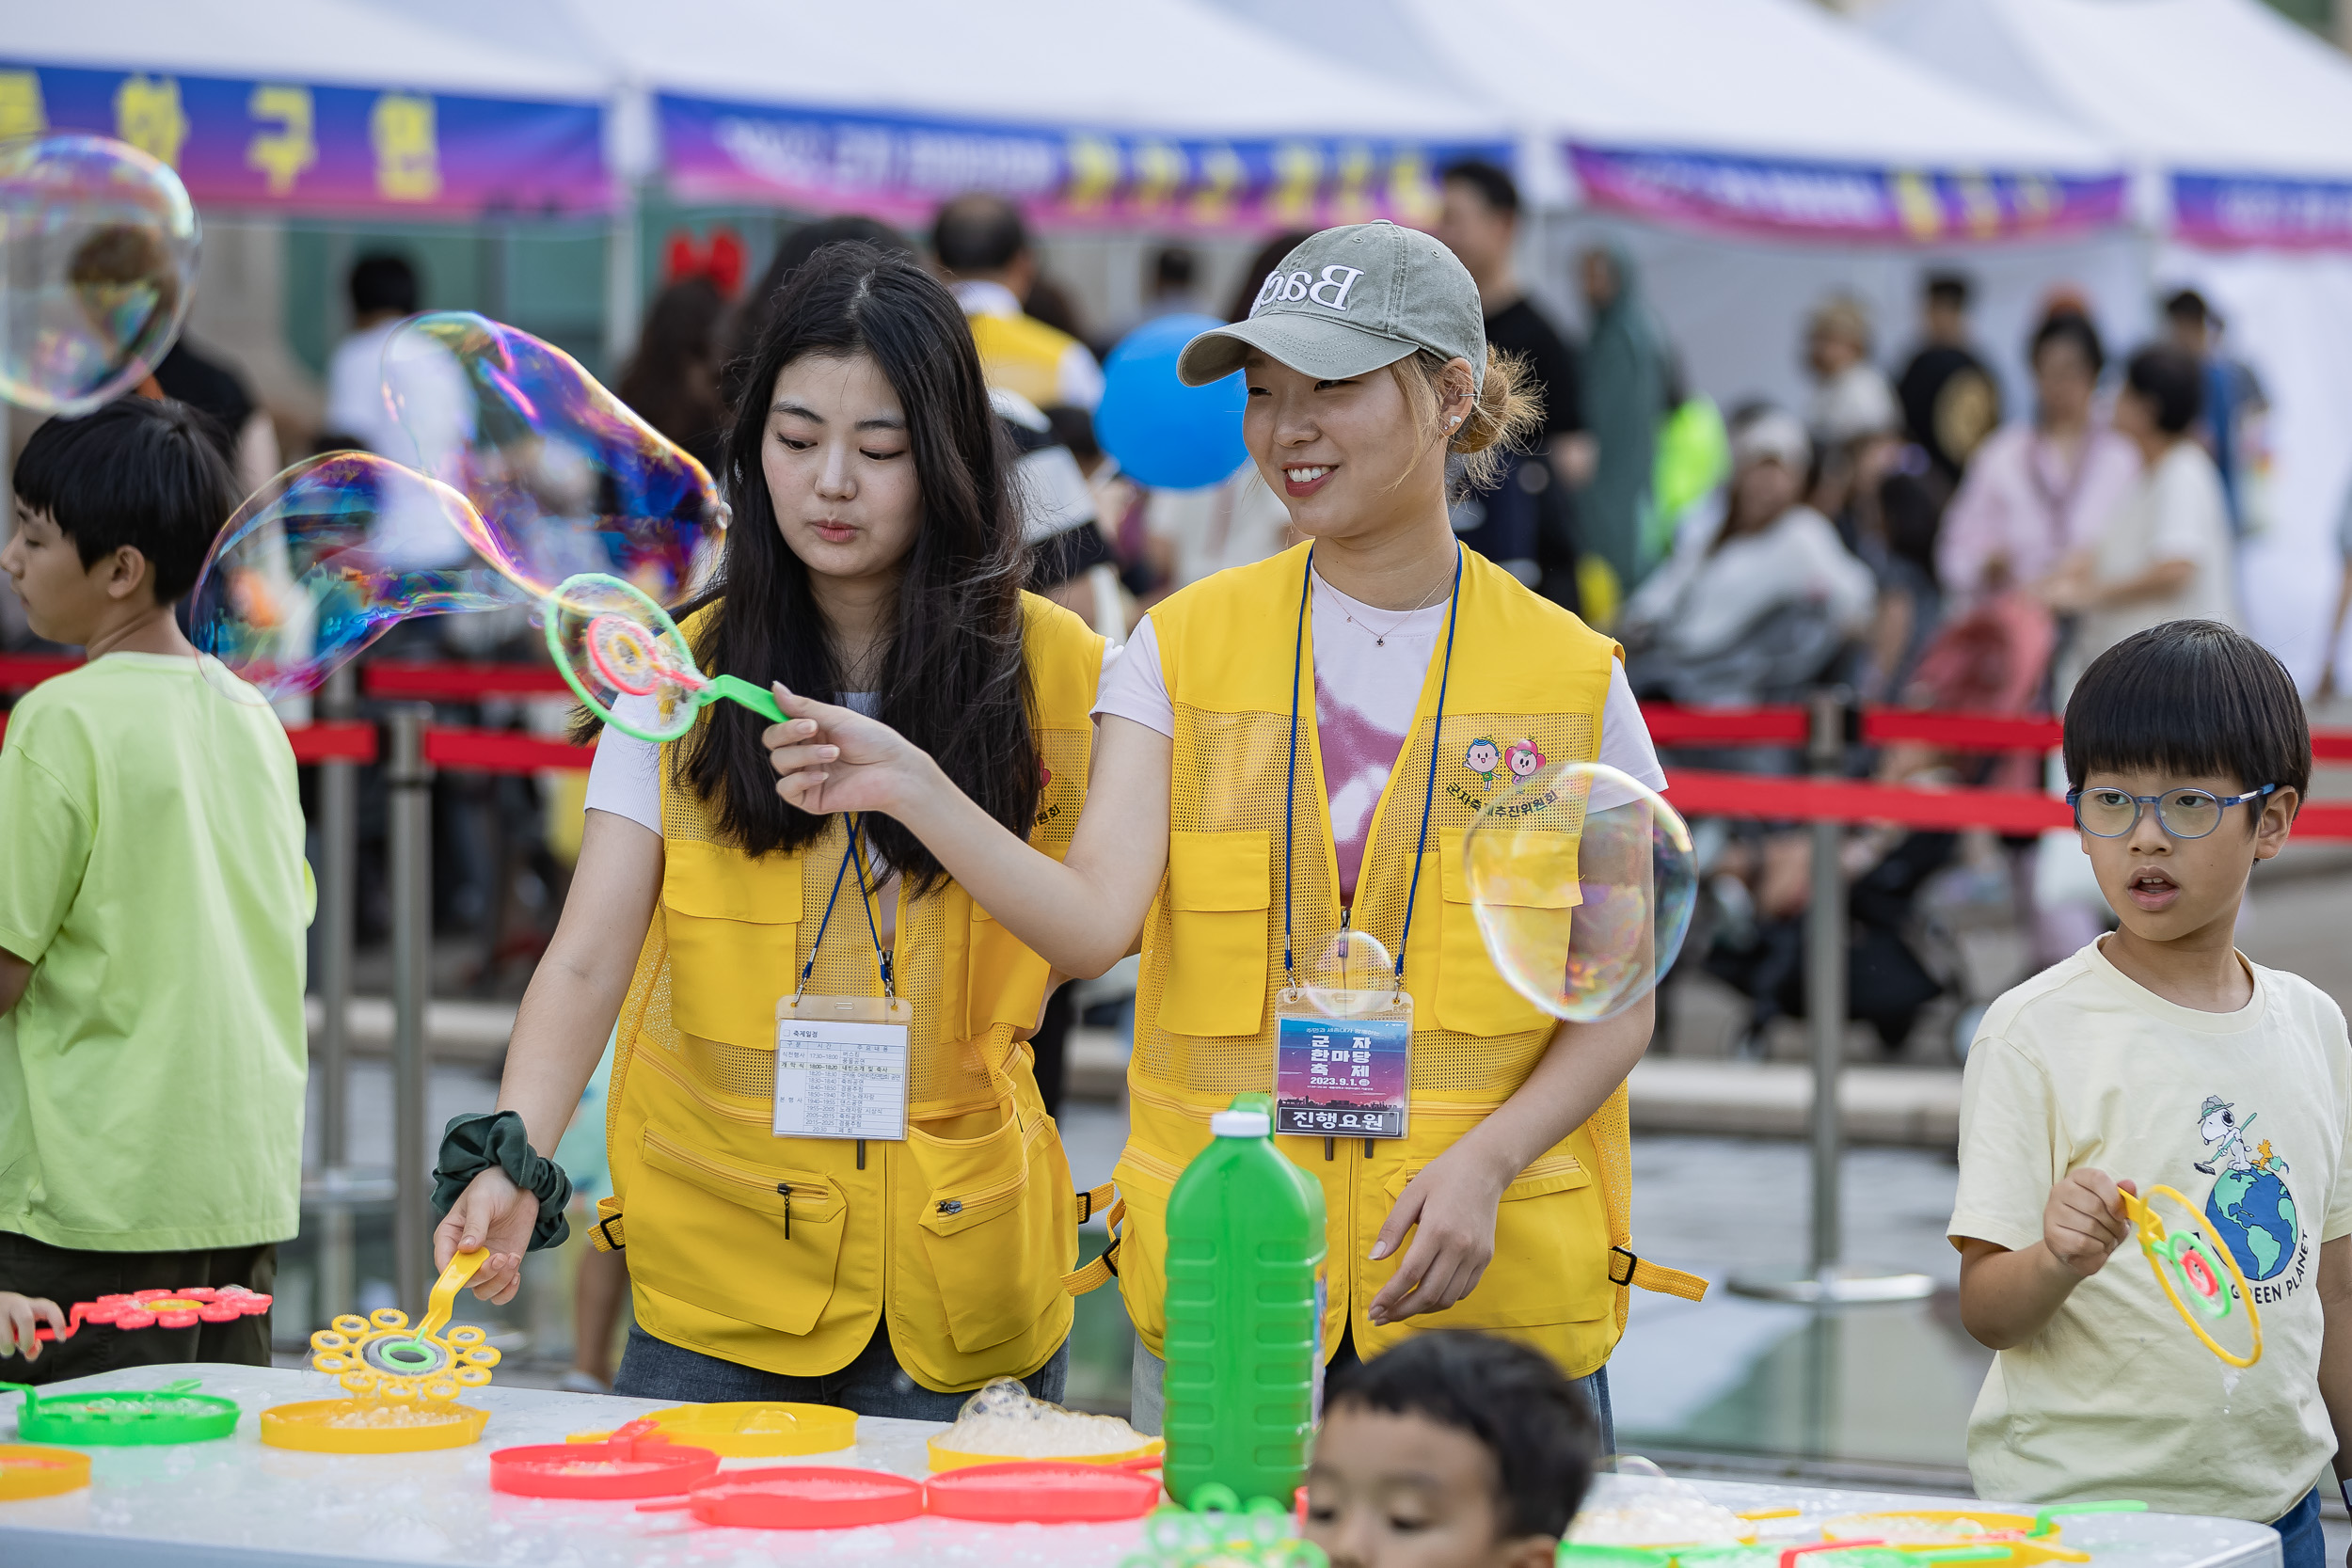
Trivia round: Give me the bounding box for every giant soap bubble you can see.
[381,312,726,609]
[1462,761,1695,1022]
[0,134,199,415]
[187,452,523,701]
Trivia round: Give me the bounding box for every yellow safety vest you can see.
[596,594,1107,1392]
[967,310,1084,411]
[1110,543,1704,1377]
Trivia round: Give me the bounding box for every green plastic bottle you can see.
[1162,1090,1328,1508]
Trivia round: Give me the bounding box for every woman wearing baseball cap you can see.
[761,222,1698,1439]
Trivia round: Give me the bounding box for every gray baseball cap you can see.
[1177,221,1486,390]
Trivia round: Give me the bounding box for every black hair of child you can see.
[13,395,241,606]
[1324,1329,1597,1540]
[2062,619,2311,816]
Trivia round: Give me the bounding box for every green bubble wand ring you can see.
[548,571,783,744]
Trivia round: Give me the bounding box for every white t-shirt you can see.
[2070,440,2240,686]
[1950,938,2352,1521]
[1091,570,1664,904]
[1619,503,1878,664]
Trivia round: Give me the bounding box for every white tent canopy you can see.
[1873,0,2352,184]
[1873,0,2352,683]
[8,0,608,100]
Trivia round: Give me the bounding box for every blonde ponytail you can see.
[1392,345,1546,495]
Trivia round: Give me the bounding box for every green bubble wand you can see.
[548,570,784,744]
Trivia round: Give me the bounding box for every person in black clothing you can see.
[1436,158,1589,610]
[1896,271,2000,490]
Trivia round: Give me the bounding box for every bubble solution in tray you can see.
[3,1379,240,1445]
[493,1420,721,1499]
[259,1399,489,1453]
[638,1466,926,1529]
[927,1375,1163,1469]
[924,1460,1164,1523]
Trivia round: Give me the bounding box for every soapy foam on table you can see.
[43,1398,223,1418]
[937,1378,1149,1458]
[1567,1497,1750,1545]
[323,1404,470,1429]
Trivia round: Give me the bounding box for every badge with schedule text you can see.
[773,993,912,1142]
[1273,991,1411,1139]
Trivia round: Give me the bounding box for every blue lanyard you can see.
[794,814,894,1001]
[1281,545,1463,993]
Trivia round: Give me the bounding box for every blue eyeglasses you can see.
[2067,784,2279,839]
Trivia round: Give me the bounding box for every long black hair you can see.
[679,241,1037,892]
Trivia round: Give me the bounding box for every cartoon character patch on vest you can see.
[1463,737,1502,789]
[2192,1093,2303,1291]
[1505,740,1547,782]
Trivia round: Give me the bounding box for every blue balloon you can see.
[1095,311,1248,490]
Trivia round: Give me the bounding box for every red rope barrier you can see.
[1666,767,2352,839]
[0,711,378,763]
[363,659,573,700]
[423,727,594,772]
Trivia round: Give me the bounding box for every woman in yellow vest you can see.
[430,243,1108,1415]
[762,223,1702,1445]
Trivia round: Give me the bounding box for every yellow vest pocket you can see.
[1375,1151,1612,1330]
[1107,1147,1181,1355]
[630,1127,845,1337]
[1159,830,1271,1037]
[909,1106,1065,1354]
[1435,827,1575,1037]
[662,840,804,1048]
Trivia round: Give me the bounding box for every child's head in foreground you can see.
[1306,1330,1597,1568]
[1,395,236,644]
[2061,619,2306,949]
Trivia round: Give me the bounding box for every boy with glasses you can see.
[1950,619,2349,1561]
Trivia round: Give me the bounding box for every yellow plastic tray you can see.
[0,1444,89,1500]
[259,1399,489,1453]
[567,1402,855,1458]
[927,1434,1164,1472]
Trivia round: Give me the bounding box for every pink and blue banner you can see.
[2172,172,2352,250]
[1569,144,2126,245]
[658,93,1508,234]
[0,60,607,216]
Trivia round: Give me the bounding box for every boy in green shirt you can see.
[0,396,312,1381]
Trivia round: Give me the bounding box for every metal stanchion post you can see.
[1806,689,1846,1279]
[1730,689,1932,1306]
[316,664,358,1323]
[388,705,434,1319]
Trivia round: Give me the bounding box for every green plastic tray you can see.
[4,1378,241,1445]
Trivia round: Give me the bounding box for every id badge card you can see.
[1272,990,1412,1139]
[773,993,913,1142]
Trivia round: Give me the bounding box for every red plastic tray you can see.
[490,1433,720,1499]
[639,1465,924,1528]
[924,1460,1165,1523]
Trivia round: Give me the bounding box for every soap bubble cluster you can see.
[186,452,523,701]
[1462,761,1696,1022]
[0,133,199,415]
[382,311,726,607]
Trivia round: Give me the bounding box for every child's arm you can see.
[0,1291,66,1362]
[2314,1236,2352,1496]
[1958,1168,2137,1350]
[0,947,27,1016]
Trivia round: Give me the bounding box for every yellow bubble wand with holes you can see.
[2121,1185,2262,1368]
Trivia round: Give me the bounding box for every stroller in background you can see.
[1693,592,2057,1058]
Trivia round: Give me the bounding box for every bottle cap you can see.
[1209,1110,1270,1138]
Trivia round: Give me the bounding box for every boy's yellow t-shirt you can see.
[0,653,314,1251]
[1951,938,2352,1521]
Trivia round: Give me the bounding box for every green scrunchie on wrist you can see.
[430,1110,573,1252]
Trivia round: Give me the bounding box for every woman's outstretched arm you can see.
[767,686,1171,977]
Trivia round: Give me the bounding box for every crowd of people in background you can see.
[0,166,2322,1258]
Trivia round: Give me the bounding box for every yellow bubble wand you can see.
[2120,1185,2262,1369]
